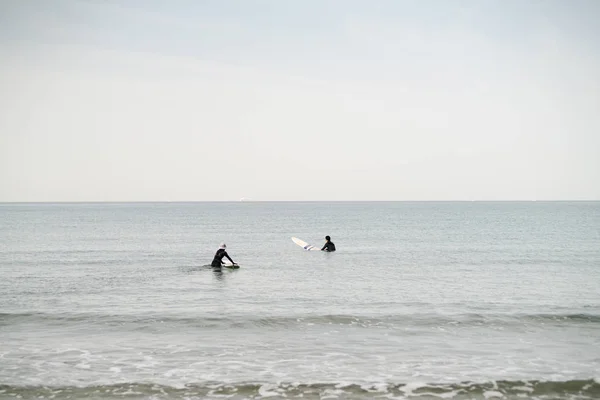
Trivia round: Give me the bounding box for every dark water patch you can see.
[2,312,600,331]
[0,379,598,399]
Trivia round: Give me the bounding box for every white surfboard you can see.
[291,237,321,251]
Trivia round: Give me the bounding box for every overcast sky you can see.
[1,0,599,201]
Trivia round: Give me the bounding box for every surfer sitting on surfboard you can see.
[211,243,236,267]
[321,236,336,252]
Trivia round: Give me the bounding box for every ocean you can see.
[1,202,599,399]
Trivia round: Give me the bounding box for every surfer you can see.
[321,236,336,252]
[211,243,236,267]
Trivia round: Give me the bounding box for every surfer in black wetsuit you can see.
[321,236,336,252]
[211,243,236,267]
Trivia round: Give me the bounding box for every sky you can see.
[1,0,599,201]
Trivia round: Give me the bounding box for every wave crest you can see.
[0,380,599,399]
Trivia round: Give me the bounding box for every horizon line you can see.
[1,200,599,204]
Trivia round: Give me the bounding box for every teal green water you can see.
[1,202,599,399]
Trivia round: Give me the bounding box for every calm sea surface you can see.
[1,202,599,399]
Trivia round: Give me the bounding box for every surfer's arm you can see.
[225,254,234,264]
[321,244,326,251]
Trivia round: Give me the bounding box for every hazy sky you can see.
[1,0,599,201]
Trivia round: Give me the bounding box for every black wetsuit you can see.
[211,249,234,267]
[321,241,336,252]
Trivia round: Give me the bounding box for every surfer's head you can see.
[325,236,331,241]
[219,243,227,249]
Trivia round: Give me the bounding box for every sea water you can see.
[1,202,599,399]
